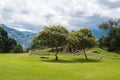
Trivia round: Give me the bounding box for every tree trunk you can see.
[55,47,59,60]
[51,48,54,52]
[83,49,88,60]
[73,46,76,52]
[60,48,63,52]
[69,47,72,53]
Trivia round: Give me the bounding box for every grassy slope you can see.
[0,48,120,80]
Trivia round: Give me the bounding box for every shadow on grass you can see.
[40,58,101,63]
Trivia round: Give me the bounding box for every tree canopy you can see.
[34,25,68,60]
[0,26,23,53]
[98,19,120,53]
[77,28,97,59]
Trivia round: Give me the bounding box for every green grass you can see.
[0,48,120,80]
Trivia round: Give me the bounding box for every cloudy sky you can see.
[0,0,120,32]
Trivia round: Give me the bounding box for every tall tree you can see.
[67,28,97,59]
[12,44,23,53]
[77,28,97,60]
[98,19,120,52]
[0,27,9,52]
[34,25,68,60]
[0,26,22,53]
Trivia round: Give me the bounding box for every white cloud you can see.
[108,0,120,2]
[0,0,120,32]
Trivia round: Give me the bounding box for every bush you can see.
[12,45,23,53]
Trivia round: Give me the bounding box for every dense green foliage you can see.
[0,27,16,52]
[67,31,80,52]
[98,19,120,53]
[0,26,23,53]
[77,28,97,59]
[67,28,97,59]
[0,48,120,80]
[30,41,46,50]
[12,44,23,53]
[34,25,68,60]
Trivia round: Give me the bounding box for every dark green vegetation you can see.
[0,48,120,80]
[99,19,120,53]
[12,44,23,53]
[0,26,23,53]
[33,26,97,60]
[0,24,35,49]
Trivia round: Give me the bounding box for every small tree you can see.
[67,31,79,52]
[34,25,68,60]
[77,28,97,60]
[12,44,23,53]
[0,26,17,53]
[98,19,120,52]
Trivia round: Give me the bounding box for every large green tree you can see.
[0,26,23,53]
[34,25,68,60]
[67,28,97,59]
[0,27,7,52]
[77,28,97,59]
[12,44,23,53]
[98,19,120,52]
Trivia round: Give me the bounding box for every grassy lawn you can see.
[0,48,120,80]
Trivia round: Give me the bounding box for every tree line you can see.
[32,26,97,60]
[31,19,120,60]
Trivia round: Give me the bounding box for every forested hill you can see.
[0,24,36,49]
